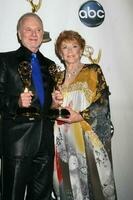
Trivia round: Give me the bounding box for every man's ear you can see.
[17,31,21,40]
[17,32,21,43]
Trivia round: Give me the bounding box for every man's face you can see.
[18,16,44,52]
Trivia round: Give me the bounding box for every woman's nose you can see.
[67,47,72,52]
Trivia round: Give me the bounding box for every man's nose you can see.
[31,30,37,36]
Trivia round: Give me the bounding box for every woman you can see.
[52,30,117,200]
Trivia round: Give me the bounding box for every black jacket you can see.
[0,46,55,157]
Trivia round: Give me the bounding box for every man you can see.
[0,12,56,200]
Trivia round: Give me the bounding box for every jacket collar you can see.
[17,45,40,62]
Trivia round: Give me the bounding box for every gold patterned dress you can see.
[53,64,117,200]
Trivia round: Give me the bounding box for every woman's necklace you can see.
[65,64,83,80]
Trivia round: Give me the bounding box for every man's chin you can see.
[25,44,40,52]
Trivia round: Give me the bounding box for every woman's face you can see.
[60,39,83,65]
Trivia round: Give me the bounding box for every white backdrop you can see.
[0,0,133,199]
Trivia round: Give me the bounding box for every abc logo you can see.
[78,0,105,27]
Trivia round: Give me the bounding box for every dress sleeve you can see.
[80,64,114,143]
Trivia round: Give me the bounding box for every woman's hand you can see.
[57,107,83,124]
[51,90,63,108]
[18,91,33,108]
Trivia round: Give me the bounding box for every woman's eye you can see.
[73,45,78,48]
[62,46,67,49]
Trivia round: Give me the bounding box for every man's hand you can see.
[18,91,33,108]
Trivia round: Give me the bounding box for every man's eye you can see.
[25,28,31,32]
[37,29,42,32]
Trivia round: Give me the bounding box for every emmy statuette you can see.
[48,64,70,120]
[16,61,41,121]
